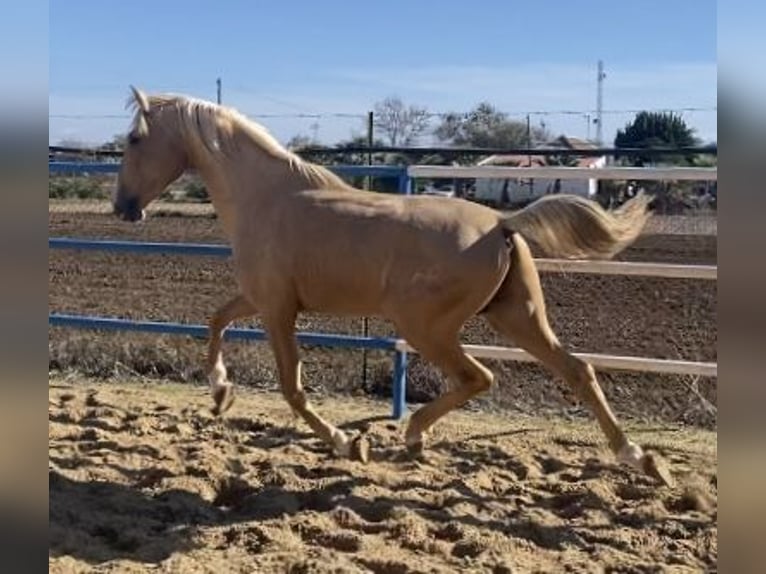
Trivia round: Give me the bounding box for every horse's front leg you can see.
[207,294,256,415]
[264,308,369,463]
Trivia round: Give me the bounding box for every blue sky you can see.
[49,1,717,146]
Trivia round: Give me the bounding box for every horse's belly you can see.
[295,275,384,315]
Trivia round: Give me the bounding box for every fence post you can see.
[398,168,411,195]
[392,348,408,419]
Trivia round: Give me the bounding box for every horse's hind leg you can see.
[207,294,256,415]
[483,234,673,485]
[263,307,369,462]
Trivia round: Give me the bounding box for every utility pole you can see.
[596,60,605,146]
[366,111,373,190]
[216,77,222,104]
[309,121,320,144]
[361,111,374,391]
[526,113,533,198]
[526,113,532,162]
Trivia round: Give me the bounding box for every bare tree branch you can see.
[373,96,430,146]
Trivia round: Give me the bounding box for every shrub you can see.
[49,177,106,199]
[183,179,209,201]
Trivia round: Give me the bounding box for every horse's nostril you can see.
[113,194,142,221]
[125,196,139,212]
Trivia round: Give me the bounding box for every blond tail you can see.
[502,192,653,260]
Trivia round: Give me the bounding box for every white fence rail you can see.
[396,341,717,378]
[533,259,717,280]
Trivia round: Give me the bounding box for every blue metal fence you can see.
[50,237,232,257]
[50,313,400,351]
[49,162,412,419]
[48,161,412,195]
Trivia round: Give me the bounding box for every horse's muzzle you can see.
[113,195,145,222]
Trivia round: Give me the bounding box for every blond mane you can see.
[127,91,353,191]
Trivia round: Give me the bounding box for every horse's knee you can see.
[566,357,597,392]
[209,312,227,334]
[282,388,308,412]
[560,356,608,410]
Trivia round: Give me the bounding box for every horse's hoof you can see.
[211,384,235,417]
[642,452,674,487]
[350,435,370,464]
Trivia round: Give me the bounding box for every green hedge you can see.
[49,177,106,199]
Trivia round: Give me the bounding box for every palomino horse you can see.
[114,86,671,486]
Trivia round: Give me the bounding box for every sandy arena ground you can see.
[49,376,717,573]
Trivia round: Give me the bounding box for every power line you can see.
[248,113,366,119]
[50,114,133,119]
[49,106,716,121]
[420,106,717,119]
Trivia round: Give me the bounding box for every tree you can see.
[373,96,430,146]
[98,134,127,152]
[332,134,389,165]
[286,134,315,151]
[57,138,88,149]
[614,111,700,166]
[292,135,401,193]
[434,102,549,149]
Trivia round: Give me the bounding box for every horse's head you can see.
[113,86,188,221]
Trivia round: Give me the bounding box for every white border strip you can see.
[395,341,717,378]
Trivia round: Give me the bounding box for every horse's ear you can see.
[130,85,150,115]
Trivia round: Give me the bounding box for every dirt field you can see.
[49,376,717,573]
[49,205,717,428]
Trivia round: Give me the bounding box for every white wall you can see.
[475,175,593,203]
[474,156,606,204]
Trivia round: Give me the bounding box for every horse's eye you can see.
[128,133,140,146]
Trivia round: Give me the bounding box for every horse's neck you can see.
[189,142,313,240]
